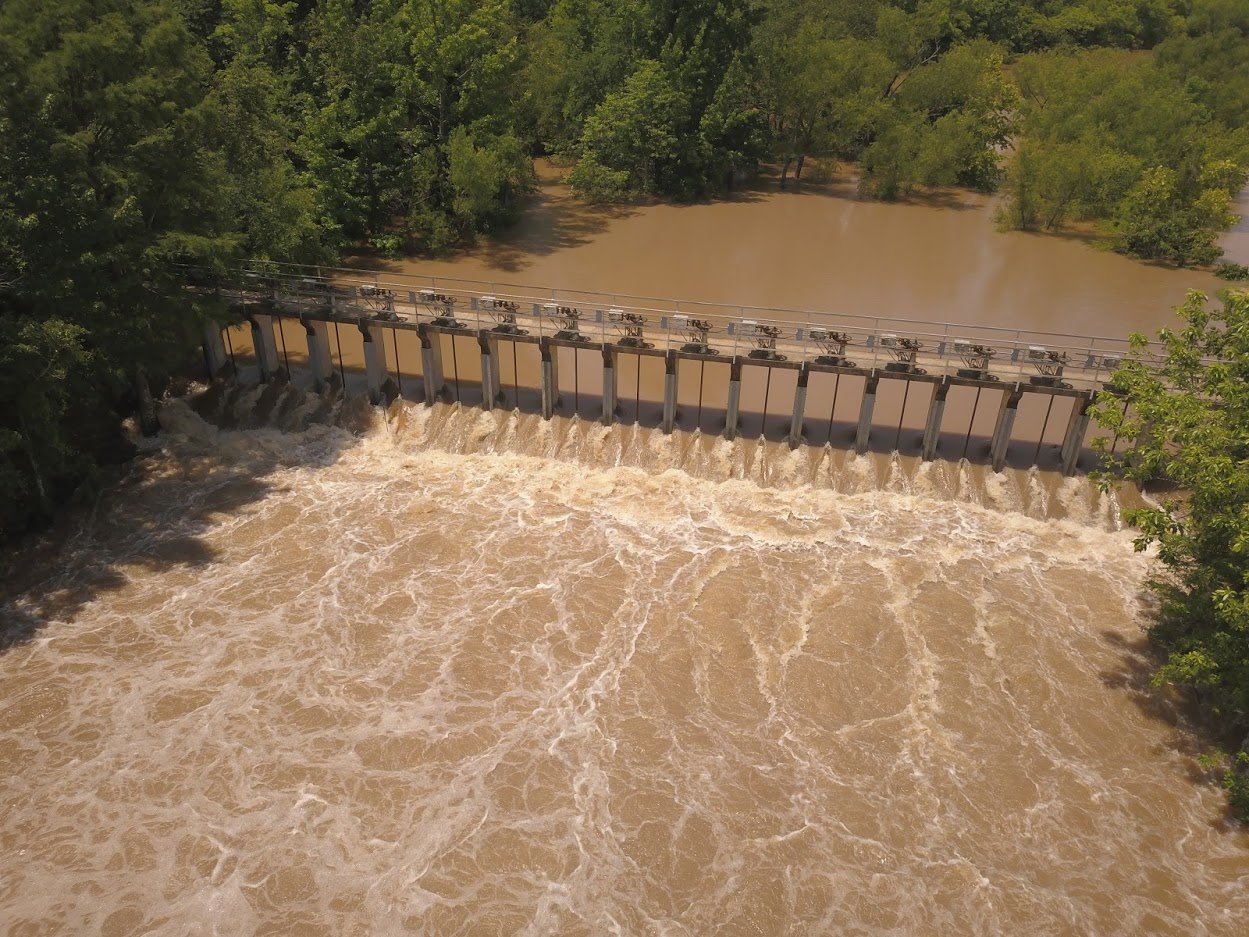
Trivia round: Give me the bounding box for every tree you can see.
[860,38,1017,197]
[753,20,892,187]
[1093,289,1249,817]
[999,47,1249,264]
[566,0,766,200]
[567,59,690,198]
[1114,163,1246,266]
[0,0,241,535]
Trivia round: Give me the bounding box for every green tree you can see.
[753,18,892,186]
[521,0,649,153]
[566,0,765,200]
[567,59,689,198]
[1093,289,1249,817]
[861,38,1017,197]
[0,0,241,535]
[1114,163,1246,265]
[999,47,1249,264]
[1154,0,1249,129]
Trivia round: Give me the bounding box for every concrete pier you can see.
[360,323,388,404]
[202,323,228,377]
[788,363,809,449]
[304,319,333,390]
[662,351,678,434]
[248,314,281,382]
[211,281,1139,476]
[478,332,502,410]
[601,346,617,426]
[921,378,950,461]
[418,324,445,405]
[540,339,558,419]
[724,358,743,441]
[1060,392,1095,476]
[855,374,879,454]
[990,385,1024,472]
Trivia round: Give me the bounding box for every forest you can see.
[2,0,1248,536]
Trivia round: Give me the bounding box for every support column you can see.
[724,357,743,441]
[202,322,228,377]
[788,363,809,449]
[478,331,502,410]
[855,374,879,454]
[419,324,445,406]
[662,351,678,434]
[990,385,1024,472]
[360,323,388,404]
[548,341,560,405]
[248,314,281,382]
[921,378,950,462]
[540,338,558,419]
[1060,392,1095,476]
[304,319,333,391]
[601,345,618,426]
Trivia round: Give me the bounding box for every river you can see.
[371,164,1249,337]
[2,172,1248,934]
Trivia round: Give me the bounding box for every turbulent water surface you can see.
[2,389,1247,935]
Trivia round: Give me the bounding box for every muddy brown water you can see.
[225,169,1248,466]
[380,164,1247,336]
[4,174,1249,934]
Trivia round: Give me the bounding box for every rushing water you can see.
[2,388,1248,935]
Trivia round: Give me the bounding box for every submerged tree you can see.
[1094,289,1249,817]
[999,46,1249,265]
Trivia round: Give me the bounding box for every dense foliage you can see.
[1,0,246,534]
[1000,10,1249,265]
[1094,290,1249,817]
[2,0,1249,537]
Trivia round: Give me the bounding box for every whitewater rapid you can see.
[1,391,1245,935]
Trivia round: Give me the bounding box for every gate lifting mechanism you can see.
[742,320,786,360]
[609,308,652,348]
[954,339,1000,381]
[881,334,925,374]
[544,303,590,342]
[1027,346,1072,388]
[480,295,527,335]
[673,314,719,355]
[361,285,398,320]
[419,289,464,328]
[808,328,856,368]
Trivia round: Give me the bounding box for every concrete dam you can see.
[198,263,1149,474]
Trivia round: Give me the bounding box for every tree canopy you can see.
[1094,289,1249,817]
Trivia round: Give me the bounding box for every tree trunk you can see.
[135,368,159,437]
[779,156,792,189]
[18,409,51,515]
[795,154,806,182]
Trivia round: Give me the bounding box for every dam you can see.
[200,263,1147,475]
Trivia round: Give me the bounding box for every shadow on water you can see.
[0,377,363,655]
[362,181,642,276]
[1098,622,1248,828]
[742,166,985,212]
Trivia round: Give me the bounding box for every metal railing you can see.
[195,260,1181,393]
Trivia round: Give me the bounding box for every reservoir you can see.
[377,164,1247,337]
[2,171,1247,934]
